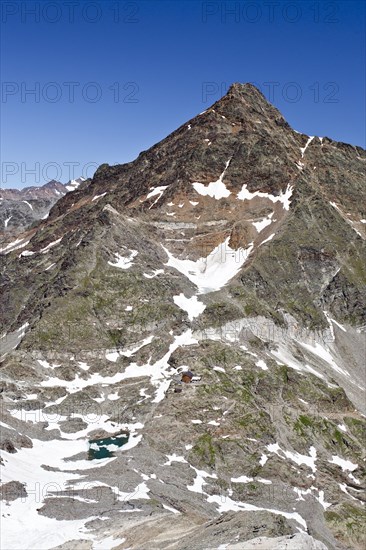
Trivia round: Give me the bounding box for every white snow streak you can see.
[92,192,107,202]
[146,185,168,208]
[22,200,33,210]
[40,238,62,254]
[300,136,314,158]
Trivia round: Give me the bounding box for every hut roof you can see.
[182,370,194,378]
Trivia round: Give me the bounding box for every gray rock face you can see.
[232,533,328,549]
[0,84,365,550]
[0,196,56,235]
[0,480,27,502]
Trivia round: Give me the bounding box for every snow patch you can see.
[267,443,317,473]
[173,293,206,321]
[256,359,268,371]
[206,494,307,530]
[19,250,34,257]
[164,237,253,294]
[187,467,217,493]
[143,269,164,279]
[108,249,138,270]
[231,476,271,485]
[237,183,293,211]
[105,336,154,362]
[253,213,274,233]
[329,455,358,472]
[162,504,181,514]
[164,454,187,466]
[192,158,232,200]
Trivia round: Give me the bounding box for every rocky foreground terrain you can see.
[0,84,365,550]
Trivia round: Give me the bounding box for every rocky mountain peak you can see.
[42,179,63,190]
[221,81,272,109]
[82,84,301,222]
[208,82,289,127]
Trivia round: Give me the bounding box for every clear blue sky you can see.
[1,0,365,188]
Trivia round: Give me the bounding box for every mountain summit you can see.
[1,85,365,550]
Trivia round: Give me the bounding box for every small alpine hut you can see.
[181,370,194,384]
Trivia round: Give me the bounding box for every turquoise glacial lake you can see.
[88,434,129,460]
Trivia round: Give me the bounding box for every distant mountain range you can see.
[0,177,86,235]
